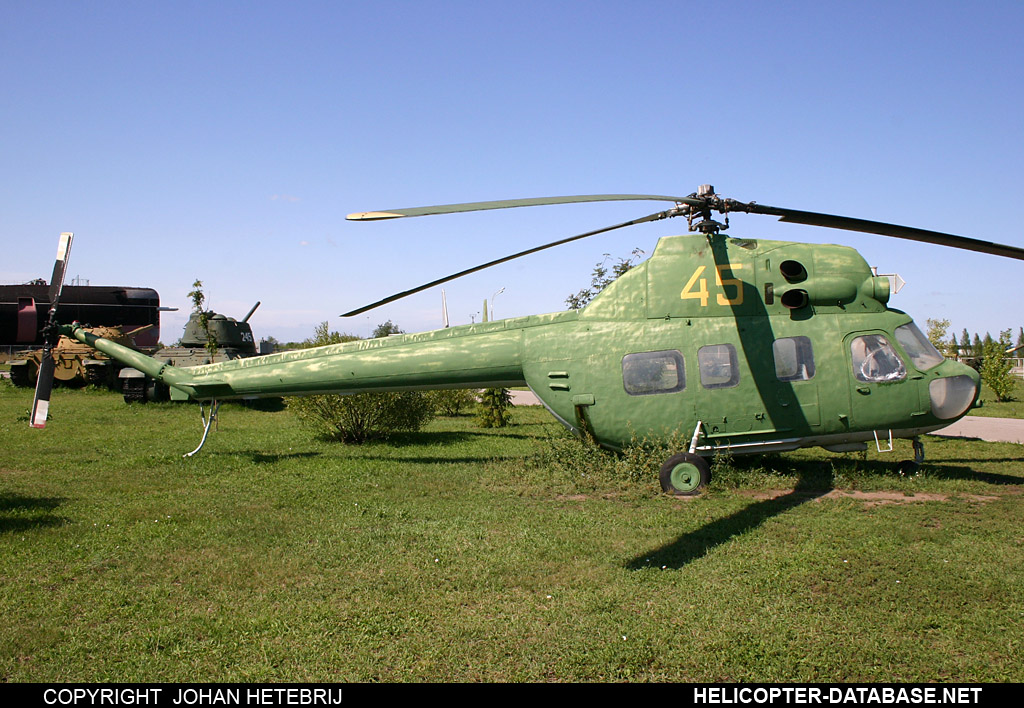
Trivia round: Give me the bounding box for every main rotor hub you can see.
[684,185,730,235]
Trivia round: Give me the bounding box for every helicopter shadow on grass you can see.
[626,459,833,570]
[209,450,324,464]
[363,429,536,447]
[247,451,323,464]
[339,429,526,465]
[625,452,1020,570]
[917,460,1024,486]
[343,454,524,466]
[0,493,68,534]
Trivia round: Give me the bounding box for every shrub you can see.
[980,330,1016,402]
[423,388,478,416]
[283,321,433,443]
[534,427,694,485]
[286,391,434,443]
[477,387,513,428]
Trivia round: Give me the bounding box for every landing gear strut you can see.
[184,400,220,458]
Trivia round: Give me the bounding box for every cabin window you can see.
[773,336,816,382]
[622,350,685,396]
[698,344,740,389]
[895,323,945,371]
[851,334,906,382]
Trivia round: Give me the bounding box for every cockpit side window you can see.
[851,334,906,382]
[894,323,945,371]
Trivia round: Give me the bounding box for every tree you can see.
[186,279,217,356]
[959,329,972,360]
[477,387,513,428]
[284,321,433,442]
[565,248,644,310]
[926,318,951,357]
[372,320,403,338]
[979,329,1016,402]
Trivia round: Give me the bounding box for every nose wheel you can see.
[897,437,925,477]
[660,452,711,496]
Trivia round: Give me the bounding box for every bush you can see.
[423,388,478,416]
[286,391,434,443]
[534,427,693,485]
[980,330,1017,402]
[283,321,433,443]
[477,387,513,428]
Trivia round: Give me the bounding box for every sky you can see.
[2,1,1022,345]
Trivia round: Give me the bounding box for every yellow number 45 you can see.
[681,264,744,306]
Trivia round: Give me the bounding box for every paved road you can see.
[932,416,1024,444]
[509,390,1023,444]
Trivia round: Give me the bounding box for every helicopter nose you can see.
[928,365,979,420]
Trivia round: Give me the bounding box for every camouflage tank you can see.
[121,302,266,403]
[8,324,156,389]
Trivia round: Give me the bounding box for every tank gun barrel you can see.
[242,301,261,323]
[126,323,156,336]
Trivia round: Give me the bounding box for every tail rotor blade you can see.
[30,352,55,428]
[30,232,74,429]
[48,232,74,307]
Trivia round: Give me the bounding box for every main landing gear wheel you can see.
[897,437,926,477]
[660,452,711,496]
[896,460,920,477]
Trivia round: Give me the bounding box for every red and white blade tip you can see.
[30,400,49,428]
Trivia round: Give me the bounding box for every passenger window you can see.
[773,336,815,382]
[851,335,906,382]
[622,350,685,396]
[698,344,739,389]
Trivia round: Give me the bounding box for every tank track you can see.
[122,377,147,403]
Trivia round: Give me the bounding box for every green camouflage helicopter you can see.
[31,187,1024,491]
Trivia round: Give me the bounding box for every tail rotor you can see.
[30,232,74,428]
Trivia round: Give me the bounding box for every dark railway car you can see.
[0,283,162,346]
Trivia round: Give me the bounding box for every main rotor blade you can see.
[341,209,674,316]
[347,194,698,221]
[738,203,1024,261]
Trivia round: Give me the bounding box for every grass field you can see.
[1,383,1022,682]
[969,377,1024,419]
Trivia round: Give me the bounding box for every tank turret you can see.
[119,303,265,402]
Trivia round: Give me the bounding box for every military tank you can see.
[9,324,156,389]
[120,302,265,403]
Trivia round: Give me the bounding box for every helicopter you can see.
[30,186,1024,492]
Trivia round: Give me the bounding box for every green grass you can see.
[969,377,1024,418]
[2,383,1023,682]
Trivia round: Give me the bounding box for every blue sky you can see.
[3,1,1022,344]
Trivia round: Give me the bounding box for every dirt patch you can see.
[823,490,951,507]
